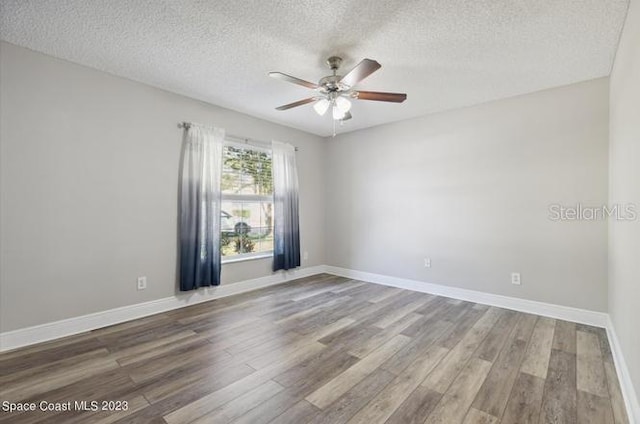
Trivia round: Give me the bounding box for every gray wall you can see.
[325,78,610,312]
[0,40,619,337]
[0,42,326,332]
[609,0,640,409]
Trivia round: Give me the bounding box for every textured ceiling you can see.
[0,0,629,136]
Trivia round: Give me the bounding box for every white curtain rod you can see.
[178,121,298,151]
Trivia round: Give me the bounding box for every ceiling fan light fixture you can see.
[313,98,330,116]
[335,96,352,113]
[332,105,346,120]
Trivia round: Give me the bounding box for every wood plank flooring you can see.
[0,274,629,424]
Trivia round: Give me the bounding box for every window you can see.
[221,142,273,261]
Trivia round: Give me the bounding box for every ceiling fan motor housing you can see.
[318,75,349,94]
[319,57,350,94]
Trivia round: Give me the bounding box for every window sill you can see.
[222,252,272,265]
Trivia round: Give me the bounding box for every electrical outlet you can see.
[424,257,431,268]
[511,272,521,285]
[303,251,309,261]
[137,276,147,290]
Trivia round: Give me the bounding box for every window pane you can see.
[221,199,273,258]
[222,145,272,196]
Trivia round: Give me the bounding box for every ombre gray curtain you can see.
[179,124,225,291]
[272,140,301,271]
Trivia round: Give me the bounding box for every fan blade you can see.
[356,91,407,103]
[340,59,381,87]
[275,97,317,110]
[341,111,352,121]
[269,72,318,89]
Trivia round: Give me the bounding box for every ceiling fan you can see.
[269,56,407,122]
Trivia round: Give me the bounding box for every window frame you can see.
[220,140,274,264]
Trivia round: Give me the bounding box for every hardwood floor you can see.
[0,274,629,424]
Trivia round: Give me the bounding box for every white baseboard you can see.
[325,266,609,327]
[2,264,607,351]
[0,265,326,352]
[606,316,640,424]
